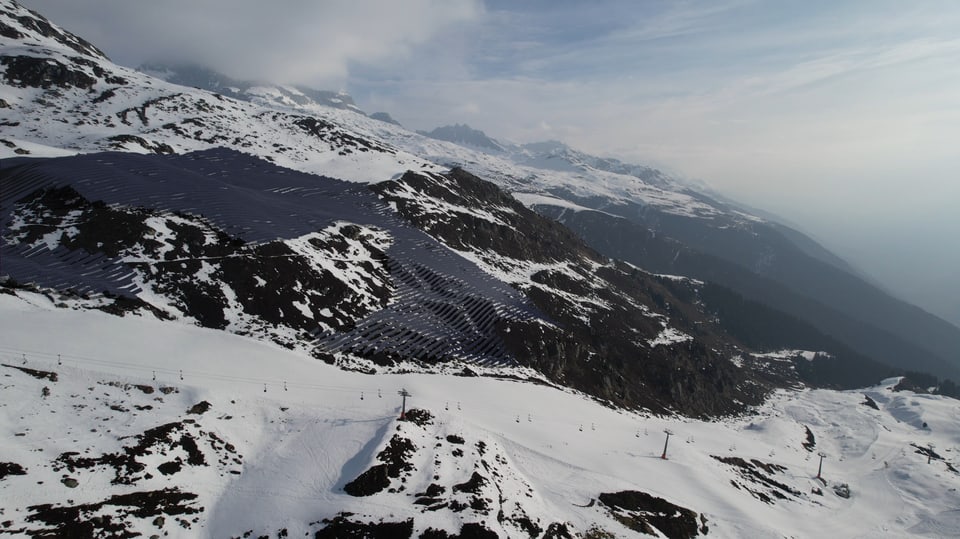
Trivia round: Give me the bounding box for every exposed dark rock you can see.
[1,55,96,89]
[157,461,182,476]
[403,408,433,426]
[314,514,413,539]
[599,490,704,539]
[893,377,928,393]
[910,442,957,473]
[6,6,108,58]
[92,88,116,103]
[711,455,801,504]
[862,395,879,410]
[543,522,574,539]
[24,488,200,538]
[344,434,416,497]
[1,363,58,382]
[802,426,816,451]
[419,529,451,539]
[54,421,213,485]
[506,514,542,538]
[454,523,498,539]
[106,134,175,155]
[419,523,500,539]
[446,434,465,445]
[416,483,446,498]
[0,461,27,479]
[452,472,486,495]
[0,20,25,40]
[187,401,212,415]
[379,435,416,478]
[343,464,389,497]
[293,116,395,156]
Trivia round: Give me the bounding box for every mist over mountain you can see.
[419,123,505,152]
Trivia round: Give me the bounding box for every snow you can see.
[0,137,80,158]
[449,248,612,325]
[383,174,516,226]
[753,349,831,362]
[3,290,960,538]
[283,222,393,312]
[648,326,694,347]
[654,273,706,286]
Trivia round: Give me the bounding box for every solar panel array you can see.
[0,148,541,366]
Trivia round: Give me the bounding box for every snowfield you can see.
[2,290,959,538]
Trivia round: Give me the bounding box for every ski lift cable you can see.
[0,344,370,393]
[3,346,669,446]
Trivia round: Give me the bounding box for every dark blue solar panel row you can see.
[0,148,541,366]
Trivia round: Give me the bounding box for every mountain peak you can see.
[0,0,107,60]
[137,62,364,113]
[419,123,504,152]
[369,111,402,126]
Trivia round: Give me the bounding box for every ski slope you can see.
[2,290,959,538]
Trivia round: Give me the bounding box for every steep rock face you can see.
[0,0,106,59]
[372,168,779,416]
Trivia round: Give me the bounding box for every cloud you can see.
[20,0,483,86]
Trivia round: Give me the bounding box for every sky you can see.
[18,0,960,328]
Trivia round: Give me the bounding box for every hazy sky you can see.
[20,0,960,327]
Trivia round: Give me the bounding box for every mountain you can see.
[3,0,958,398]
[403,131,960,382]
[1,148,799,417]
[3,1,960,534]
[140,62,365,114]
[369,111,402,126]
[3,0,959,395]
[420,124,505,152]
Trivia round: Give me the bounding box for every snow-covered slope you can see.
[2,291,959,538]
[0,0,438,183]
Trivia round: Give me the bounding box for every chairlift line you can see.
[1,344,377,394]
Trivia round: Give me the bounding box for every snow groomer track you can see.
[0,148,541,366]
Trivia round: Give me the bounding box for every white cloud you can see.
[20,0,483,86]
